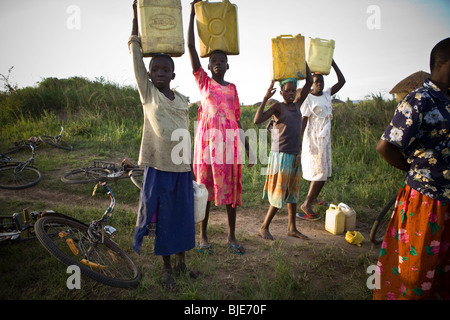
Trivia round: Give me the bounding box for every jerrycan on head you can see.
[195,0,239,58]
[271,34,306,81]
[138,0,185,57]
[307,37,335,75]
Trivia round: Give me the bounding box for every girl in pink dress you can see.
[188,0,253,255]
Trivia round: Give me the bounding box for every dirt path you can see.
[1,186,376,254]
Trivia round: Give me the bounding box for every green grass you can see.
[0,76,401,300]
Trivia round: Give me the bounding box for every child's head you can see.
[208,50,229,76]
[279,78,298,104]
[312,73,324,94]
[148,54,175,89]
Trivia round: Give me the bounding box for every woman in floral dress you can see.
[374,38,450,300]
[188,0,253,255]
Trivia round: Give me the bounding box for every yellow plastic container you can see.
[307,37,335,75]
[345,231,365,247]
[138,0,185,57]
[325,204,345,235]
[338,203,357,231]
[271,34,306,81]
[195,0,239,58]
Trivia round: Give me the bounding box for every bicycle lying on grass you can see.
[39,125,73,151]
[369,194,397,245]
[0,143,42,189]
[34,181,142,288]
[61,159,144,190]
[0,208,40,243]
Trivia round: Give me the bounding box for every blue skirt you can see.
[133,167,195,256]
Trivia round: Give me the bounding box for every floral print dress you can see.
[193,67,242,207]
[373,79,450,300]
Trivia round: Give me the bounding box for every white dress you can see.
[300,88,332,181]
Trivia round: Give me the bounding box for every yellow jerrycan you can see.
[271,34,306,81]
[325,204,345,235]
[307,37,335,75]
[195,0,239,58]
[138,0,185,57]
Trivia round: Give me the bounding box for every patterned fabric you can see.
[193,67,242,207]
[381,78,450,202]
[373,183,450,300]
[263,151,301,208]
[300,88,333,181]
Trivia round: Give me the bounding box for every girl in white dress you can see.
[298,60,345,219]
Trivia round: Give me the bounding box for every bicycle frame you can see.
[88,181,117,244]
[0,143,36,170]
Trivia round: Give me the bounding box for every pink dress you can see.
[193,67,242,207]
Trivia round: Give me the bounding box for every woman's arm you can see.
[376,139,410,172]
[330,59,346,96]
[254,81,280,124]
[295,63,313,106]
[188,0,202,73]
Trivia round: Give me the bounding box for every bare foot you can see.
[258,227,274,240]
[287,229,309,240]
[161,269,176,290]
[300,203,317,216]
[174,262,201,279]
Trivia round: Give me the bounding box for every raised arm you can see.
[131,0,138,36]
[254,81,280,124]
[295,62,313,106]
[188,0,202,72]
[330,59,346,95]
[129,0,150,103]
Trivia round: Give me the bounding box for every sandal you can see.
[315,200,329,207]
[228,243,245,255]
[197,243,213,254]
[296,212,321,221]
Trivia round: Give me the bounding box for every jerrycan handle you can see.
[278,35,293,38]
[328,203,337,210]
[338,203,350,210]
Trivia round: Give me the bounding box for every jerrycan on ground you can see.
[307,37,335,75]
[325,204,345,235]
[138,0,185,57]
[271,34,306,81]
[338,203,357,231]
[193,181,208,224]
[195,0,239,58]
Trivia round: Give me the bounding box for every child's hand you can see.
[264,81,276,100]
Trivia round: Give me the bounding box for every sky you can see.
[0,0,449,105]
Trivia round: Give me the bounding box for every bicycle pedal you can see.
[104,225,116,236]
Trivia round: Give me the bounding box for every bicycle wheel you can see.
[129,168,144,190]
[369,195,397,245]
[39,135,73,151]
[61,167,110,184]
[35,215,141,288]
[0,165,42,189]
